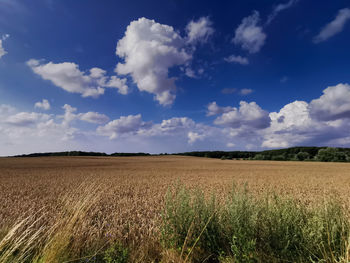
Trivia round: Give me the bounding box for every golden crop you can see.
[1,156,350,262]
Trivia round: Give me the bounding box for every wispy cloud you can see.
[224,55,249,65]
[313,8,350,43]
[267,0,298,25]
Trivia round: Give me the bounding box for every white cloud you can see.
[309,83,350,121]
[59,104,109,125]
[0,104,82,155]
[214,101,271,129]
[261,92,350,149]
[115,17,192,106]
[5,112,50,127]
[0,34,9,59]
[27,60,128,98]
[186,17,214,44]
[105,76,128,95]
[207,101,234,116]
[188,131,205,144]
[240,88,253,95]
[34,99,51,110]
[4,82,350,156]
[267,0,298,24]
[78,112,109,124]
[61,104,78,126]
[262,101,313,148]
[97,114,149,139]
[314,8,350,43]
[233,11,267,54]
[224,55,249,65]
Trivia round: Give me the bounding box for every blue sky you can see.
[1,0,350,155]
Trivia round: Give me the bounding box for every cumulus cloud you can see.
[186,16,214,44]
[59,104,110,125]
[261,86,350,149]
[314,8,350,43]
[115,17,192,106]
[5,112,50,127]
[309,83,350,121]
[207,102,234,116]
[262,101,313,148]
[214,101,271,129]
[4,82,350,156]
[97,114,219,147]
[267,0,298,24]
[224,55,249,65]
[97,114,150,139]
[0,104,87,155]
[78,112,109,124]
[188,131,205,144]
[34,99,51,110]
[27,60,128,98]
[0,34,9,59]
[233,11,267,54]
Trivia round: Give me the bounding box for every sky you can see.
[1,0,350,155]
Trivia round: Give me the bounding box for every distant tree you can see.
[296,152,310,161]
[254,154,264,160]
[316,148,337,162]
[272,155,285,161]
[316,148,348,162]
[333,151,348,162]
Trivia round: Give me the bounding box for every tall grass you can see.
[161,184,350,263]
[0,184,106,263]
[1,182,350,262]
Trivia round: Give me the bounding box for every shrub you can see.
[316,147,349,162]
[296,151,310,161]
[103,242,129,263]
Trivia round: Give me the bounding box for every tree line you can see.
[177,147,350,162]
[12,147,350,162]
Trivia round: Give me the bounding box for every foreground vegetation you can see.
[1,156,350,262]
[162,184,350,262]
[1,183,350,263]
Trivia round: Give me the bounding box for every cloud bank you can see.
[2,83,350,155]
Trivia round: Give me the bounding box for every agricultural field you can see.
[1,156,350,262]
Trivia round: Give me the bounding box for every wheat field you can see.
[1,156,350,262]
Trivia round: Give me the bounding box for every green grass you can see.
[161,184,350,263]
